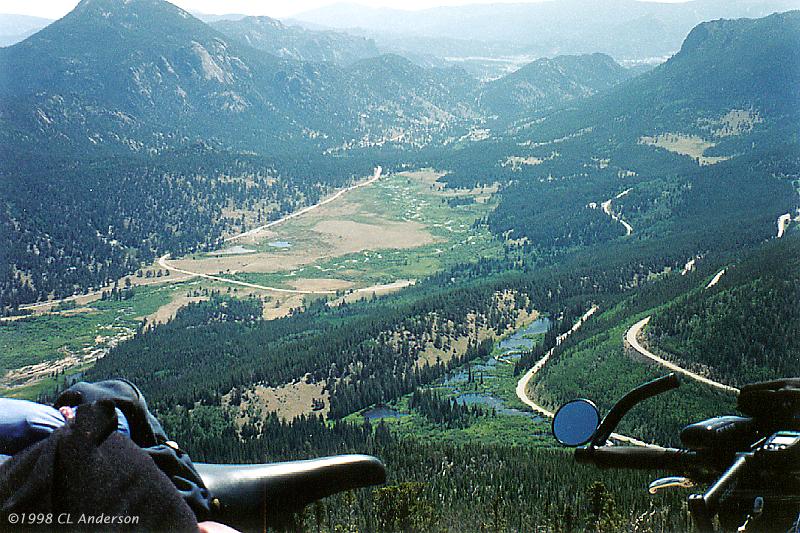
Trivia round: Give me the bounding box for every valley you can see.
[0,166,502,397]
[1,2,799,531]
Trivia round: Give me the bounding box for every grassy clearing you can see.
[0,285,172,372]
[639,133,731,166]
[220,170,502,289]
[0,284,185,399]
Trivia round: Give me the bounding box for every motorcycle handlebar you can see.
[591,373,681,446]
[576,445,705,472]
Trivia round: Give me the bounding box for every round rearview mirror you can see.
[552,399,600,447]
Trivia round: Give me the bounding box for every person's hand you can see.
[198,521,240,533]
[58,406,75,421]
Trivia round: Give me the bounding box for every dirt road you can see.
[224,166,383,243]
[706,269,726,289]
[626,317,739,394]
[514,306,651,447]
[599,189,633,236]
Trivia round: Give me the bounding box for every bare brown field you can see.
[638,133,731,166]
[313,219,434,251]
[263,295,304,320]
[701,108,763,138]
[143,294,208,327]
[225,378,330,423]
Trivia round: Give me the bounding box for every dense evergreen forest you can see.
[648,234,800,386]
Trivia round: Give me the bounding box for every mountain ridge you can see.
[480,53,633,118]
[290,0,800,60]
[212,15,381,65]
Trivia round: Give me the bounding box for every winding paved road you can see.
[515,306,651,447]
[626,316,739,394]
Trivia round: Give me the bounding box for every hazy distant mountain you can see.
[291,0,800,61]
[0,14,52,46]
[480,53,633,118]
[494,11,800,166]
[0,0,480,156]
[192,13,247,23]
[212,16,380,65]
[565,10,800,136]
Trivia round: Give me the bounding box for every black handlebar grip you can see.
[591,374,680,446]
[576,446,702,471]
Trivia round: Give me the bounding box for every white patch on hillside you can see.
[192,41,232,84]
[217,91,250,113]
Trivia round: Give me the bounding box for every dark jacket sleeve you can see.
[0,401,197,532]
[54,380,213,520]
[54,379,166,447]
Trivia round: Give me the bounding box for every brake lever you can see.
[737,497,764,533]
[648,476,695,494]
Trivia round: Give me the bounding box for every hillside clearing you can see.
[639,133,731,166]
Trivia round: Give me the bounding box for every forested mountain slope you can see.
[648,233,800,386]
[0,0,479,157]
[511,11,800,143]
[530,231,800,450]
[479,53,633,119]
[442,12,800,259]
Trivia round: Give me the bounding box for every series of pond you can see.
[454,392,534,418]
[362,317,551,421]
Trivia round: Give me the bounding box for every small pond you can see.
[455,393,537,418]
[497,317,551,354]
[362,406,404,421]
[268,241,292,249]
